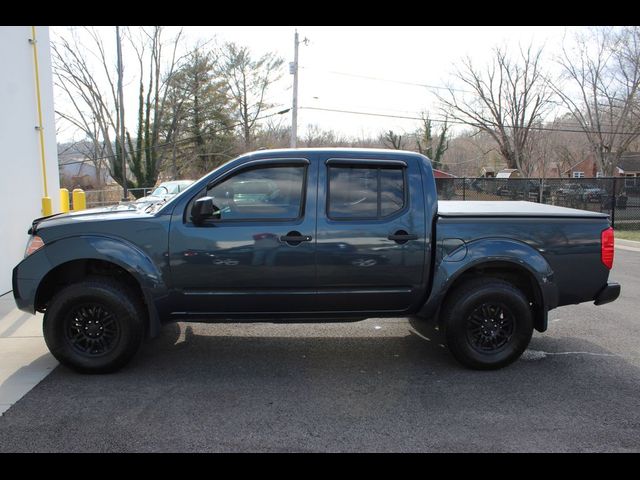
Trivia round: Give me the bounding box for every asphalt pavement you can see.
[0,249,638,452]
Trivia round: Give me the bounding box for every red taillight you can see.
[601,227,614,269]
[25,235,44,257]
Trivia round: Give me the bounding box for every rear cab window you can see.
[326,161,407,220]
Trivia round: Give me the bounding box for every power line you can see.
[300,67,640,131]
[299,106,640,137]
[299,66,471,93]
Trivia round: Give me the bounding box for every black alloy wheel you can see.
[441,278,534,370]
[64,303,120,357]
[44,277,145,373]
[465,302,515,353]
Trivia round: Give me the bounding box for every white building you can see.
[0,26,60,294]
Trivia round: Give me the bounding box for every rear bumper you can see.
[594,282,621,306]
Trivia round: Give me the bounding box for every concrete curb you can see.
[616,238,640,247]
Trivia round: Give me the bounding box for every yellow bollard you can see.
[60,188,70,213]
[72,188,86,211]
[41,197,52,216]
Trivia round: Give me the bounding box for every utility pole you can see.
[289,30,308,148]
[289,30,299,148]
[116,26,127,201]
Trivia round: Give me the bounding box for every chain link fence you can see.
[83,187,154,209]
[79,177,640,231]
[435,177,640,230]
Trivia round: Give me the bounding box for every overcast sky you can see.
[51,25,584,143]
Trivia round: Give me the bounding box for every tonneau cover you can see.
[438,200,609,218]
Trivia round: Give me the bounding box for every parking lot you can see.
[0,246,638,452]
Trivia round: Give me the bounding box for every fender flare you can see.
[419,238,558,332]
[22,235,168,337]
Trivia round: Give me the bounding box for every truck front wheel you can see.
[442,278,533,370]
[43,277,145,373]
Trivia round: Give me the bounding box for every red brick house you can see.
[563,156,603,178]
[562,152,640,178]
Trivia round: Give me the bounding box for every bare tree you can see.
[437,44,554,174]
[215,42,284,150]
[381,130,405,149]
[53,26,188,196]
[551,26,640,175]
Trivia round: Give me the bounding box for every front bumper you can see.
[594,282,621,306]
[12,265,37,314]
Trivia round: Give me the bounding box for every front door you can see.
[315,156,427,313]
[169,158,317,316]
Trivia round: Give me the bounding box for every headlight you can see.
[25,235,45,257]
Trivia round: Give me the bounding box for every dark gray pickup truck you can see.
[12,148,620,373]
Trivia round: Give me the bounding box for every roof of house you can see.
[618,153,640,173]
[433,169,456,178]
[495,169,520,178]
[563,157,596,174]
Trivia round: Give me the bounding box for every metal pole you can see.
[462,177,466,200]
[29,26,51,215]
[290,30,299,148]
[116,26,127,200]
[611,177,617,228]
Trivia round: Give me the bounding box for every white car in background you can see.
[134,180,195,207]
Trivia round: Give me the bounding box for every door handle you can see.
[388,231,418,243]
[280,231,312,245]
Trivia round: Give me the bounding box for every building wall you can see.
[0,26,60,294]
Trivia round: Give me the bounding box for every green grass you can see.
[615,230,640,241]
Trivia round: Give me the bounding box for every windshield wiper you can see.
[144,198,168,213]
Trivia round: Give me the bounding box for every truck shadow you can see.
[2,319,639,452]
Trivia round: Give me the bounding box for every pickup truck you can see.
[12,148,621,373]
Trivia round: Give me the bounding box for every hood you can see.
[30,204,152,234]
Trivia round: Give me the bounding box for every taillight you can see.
[25,235,45,257]
[601,227,614,269]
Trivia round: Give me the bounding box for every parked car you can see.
[556,183,606,203]
[134,180,195,207]
[496,180,550,200]
[13,149,620,373]
[581,184,608,202]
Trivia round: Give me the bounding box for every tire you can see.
[43,277,145,373]
[441,278,533,370]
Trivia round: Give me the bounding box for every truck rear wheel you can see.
[442,278,533,370]
[43,277,145,373]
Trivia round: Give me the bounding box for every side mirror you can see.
[191,196,220,224]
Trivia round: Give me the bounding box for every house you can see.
[58,156,112,190]
[564,156,601,178]
[618,153,640,189]
[563,152,640,179]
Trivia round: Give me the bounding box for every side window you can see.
[328,165,406,219]
[193,165,306,222]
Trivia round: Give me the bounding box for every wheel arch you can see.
[420,238,558,333]
[31,235,168,337]
[443,260,547,332]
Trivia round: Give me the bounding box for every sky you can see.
[51,25,584,144]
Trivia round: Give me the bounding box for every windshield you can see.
[152,183,180,195]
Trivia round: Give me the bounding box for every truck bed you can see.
[438,200,609,218]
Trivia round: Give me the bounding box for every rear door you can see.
[315,155,427,313]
